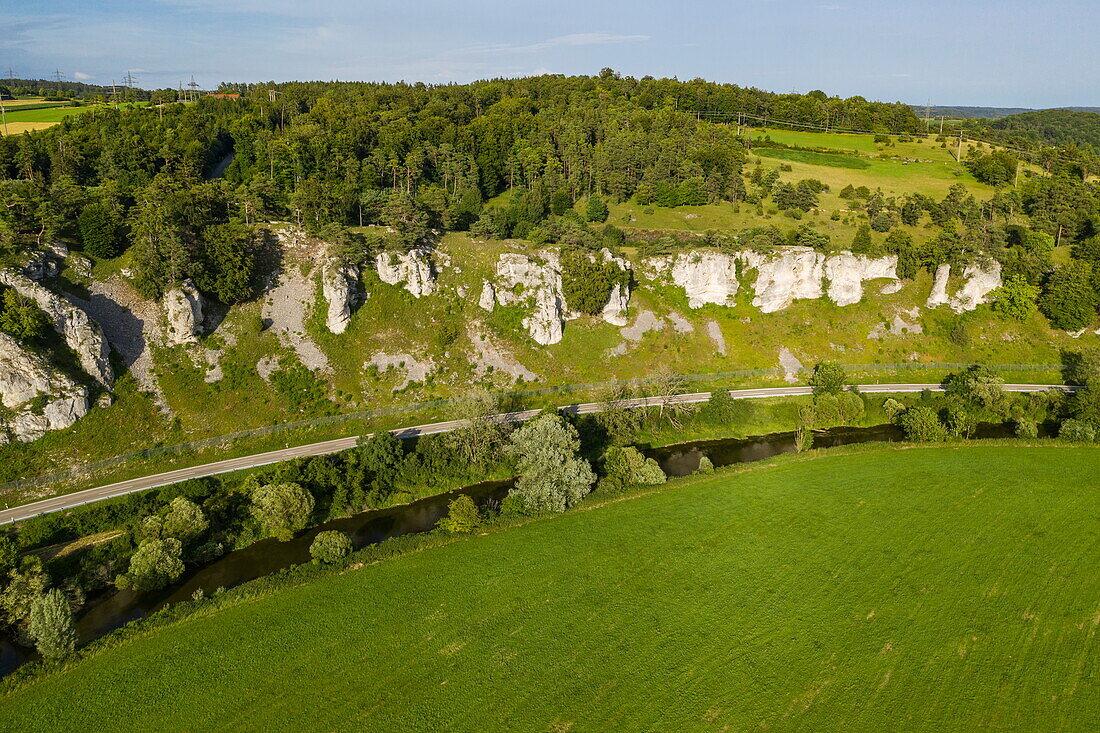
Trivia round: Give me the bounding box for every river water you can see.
[0,422,1015,677]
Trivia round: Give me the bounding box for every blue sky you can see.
[2,0,1097,108]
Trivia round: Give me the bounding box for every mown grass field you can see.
[4,445,1097,731]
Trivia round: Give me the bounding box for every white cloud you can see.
[73,71,93,80]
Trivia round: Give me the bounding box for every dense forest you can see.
[0,71,1098,327]
[980,109,1100,155]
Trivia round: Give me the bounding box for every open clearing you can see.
[3,445,1098,731]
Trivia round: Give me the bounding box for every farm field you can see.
[3,445,1098,731]
[0,106,92,135]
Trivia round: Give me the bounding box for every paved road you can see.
[0,383,1076,526]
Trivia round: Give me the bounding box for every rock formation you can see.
[321,259,361,334]
[926,264,951,308]
[950,261,1002,312]
[925,261,1002,313]
[599,249,633,325]
[162,280,205,345]
[823,253,897,307]
[647,251,739,308]
[0,332,88,442]
[490,253,568,345]
[376,247,436,297]
[0,270,113,387]
[742,248,825,313]
[478,281,496,312]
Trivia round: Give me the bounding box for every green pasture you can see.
[3,445,1098,731]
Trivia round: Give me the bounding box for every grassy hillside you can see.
[4,445,1097,731]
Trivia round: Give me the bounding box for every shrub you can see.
[560,251,626,315]
[309,531,353,563]
[585,194,609,223]
[695,456,714,474]
[437,495,482,534]
[898,406,948,442]
[809,362,847,396]
[600,446,666,492]
[1059,418,1097,442]
[1014,419,1039,439]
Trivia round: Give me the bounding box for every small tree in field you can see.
[898,406,948,442]
[251,482,315,541]
[309,531,353,563]
[437,495,482,534]
[585,194,609,223]
[29,589,76,661]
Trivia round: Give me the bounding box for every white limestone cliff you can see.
[824,253,898,307]
[0,332,89,442]
[0,270,113,387]
[321,259,362,334]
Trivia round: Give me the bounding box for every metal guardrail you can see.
[0,363,1065,496]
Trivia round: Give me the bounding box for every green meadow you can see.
[3,445,1097,731]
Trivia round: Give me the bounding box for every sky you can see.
[2,0,1098,108]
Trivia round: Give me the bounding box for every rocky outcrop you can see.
[321,259,361,334]
[926,264,951,308]
[924,261,1002,313]
[950,261,1001,312]
[0,270,113,387]
[647,247,897,313]
[741,248,825,313]
[599,249,632,325]
[162,280,204,345]
[0,332,88,442]
[376,248,436,297]
[647,251,739,309]
[823,253,897,307]
[491,253,567,345]
[478,281,496,312]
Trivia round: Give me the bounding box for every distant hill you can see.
[911,105,1100,120]
[986,108,1100,153]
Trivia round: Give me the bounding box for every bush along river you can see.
[0,422,1019,677]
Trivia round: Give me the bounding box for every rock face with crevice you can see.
[491,253,567,345]
[162,280,205,346]
[823,253,898,307]
[950,261,1001,312]
[646,247,898,313]
[0,332,88,442]
[0,270,113,387]
[647,251,739,308]
[478,281,496,312]
[599,249,633,325]
[321,259,362,334]
[376,248,436,298]
[925,261,1002,313]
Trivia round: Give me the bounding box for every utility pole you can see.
[939,116,944,135]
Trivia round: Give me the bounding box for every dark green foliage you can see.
[884,230,918,279]
[1039,262,1098,331]
[989,276,1040,321]
[77,200,125,259]
[309,531,353,563]
[964,150,1018,186]
[1059,418,1096,442]
[585,194,609,223]
[193,222,257,304]
[809,362,847,396]
[0,289,50,342]
[898,405,948,442]
[850,223,874,254]
[560,251,627,315]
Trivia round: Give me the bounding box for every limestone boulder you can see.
[321,259,362,334]
[162,280,205,345]
[376,248,436,297]
[741,247,825,313]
